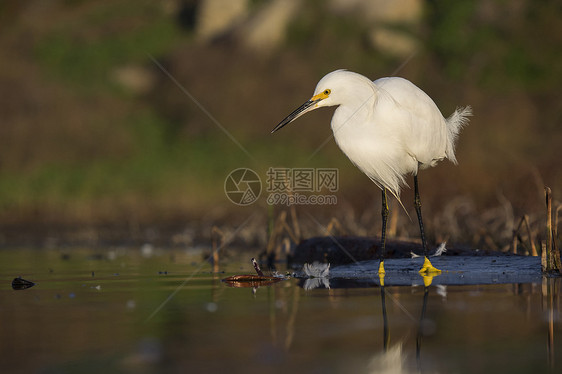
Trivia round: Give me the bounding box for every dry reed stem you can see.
[511,215,539,256]
[485,234,500,251]
[555,203,562,243]
[290,205,301,242]
[544,187,553,271]
[542,241,548,272]
[512,216,525,254]
[280,237,292,258]
[266,210,281,254]
[265,209,302,264]
[325,217,345,236]
[524,214,538,256]
[266,210,285,254]
[279,212,300,243]
[552,204,562,271]
[543,187,561,273]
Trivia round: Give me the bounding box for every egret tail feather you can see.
[445,106,472,164]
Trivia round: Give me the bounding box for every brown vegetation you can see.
[0,1,561,255]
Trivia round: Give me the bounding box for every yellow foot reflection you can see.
[419,257,441,275]
[421,273,436,287]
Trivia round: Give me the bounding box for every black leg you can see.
[379,189,389,275]
[413,175,428,257]
[415,175,441,274]
[380,188,389,259]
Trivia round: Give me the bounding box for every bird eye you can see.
[324,89,331,95]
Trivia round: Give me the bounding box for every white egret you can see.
[272,70,471,275]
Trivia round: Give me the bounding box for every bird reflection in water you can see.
[370,273,439,374]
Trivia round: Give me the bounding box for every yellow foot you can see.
[378,261,386,286]
[419,257,441,275]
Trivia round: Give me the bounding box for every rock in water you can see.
[12,277,35,290]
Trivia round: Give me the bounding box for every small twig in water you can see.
[252,258,264,276]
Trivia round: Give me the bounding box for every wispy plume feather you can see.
[303,262,330,278]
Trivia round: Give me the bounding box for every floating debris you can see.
[434,242,448,256]
[301,262,331,290]
[222,274,285,288]
[12,277,35,290]
[303,262,330,278]
[222,258,287,288]
[252,258,264,276]
[411,242,447,258]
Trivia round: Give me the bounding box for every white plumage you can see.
[272,69,471,275]
[312,70,471,199]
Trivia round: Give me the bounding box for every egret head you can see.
[271,70,373,133]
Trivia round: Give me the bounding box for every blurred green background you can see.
[0,0,560,248]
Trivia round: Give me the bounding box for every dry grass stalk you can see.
[511,215,538,256]
[276,211,298,243]
[475,226,501,252]
[512,216,524,255]
[265,209,302,263]
[525,214,538,256]
[265,210,285,253]
[544,187,553,271]
[541,241,547,273]
[290,205,301,242]
[543,187,561,273]
[554,203,562,251]
[325,217,345,236]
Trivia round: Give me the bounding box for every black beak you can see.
[271,99,320,134]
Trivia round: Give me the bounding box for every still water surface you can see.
[1,248,560,373]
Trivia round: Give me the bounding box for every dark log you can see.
[289,236,499,265]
